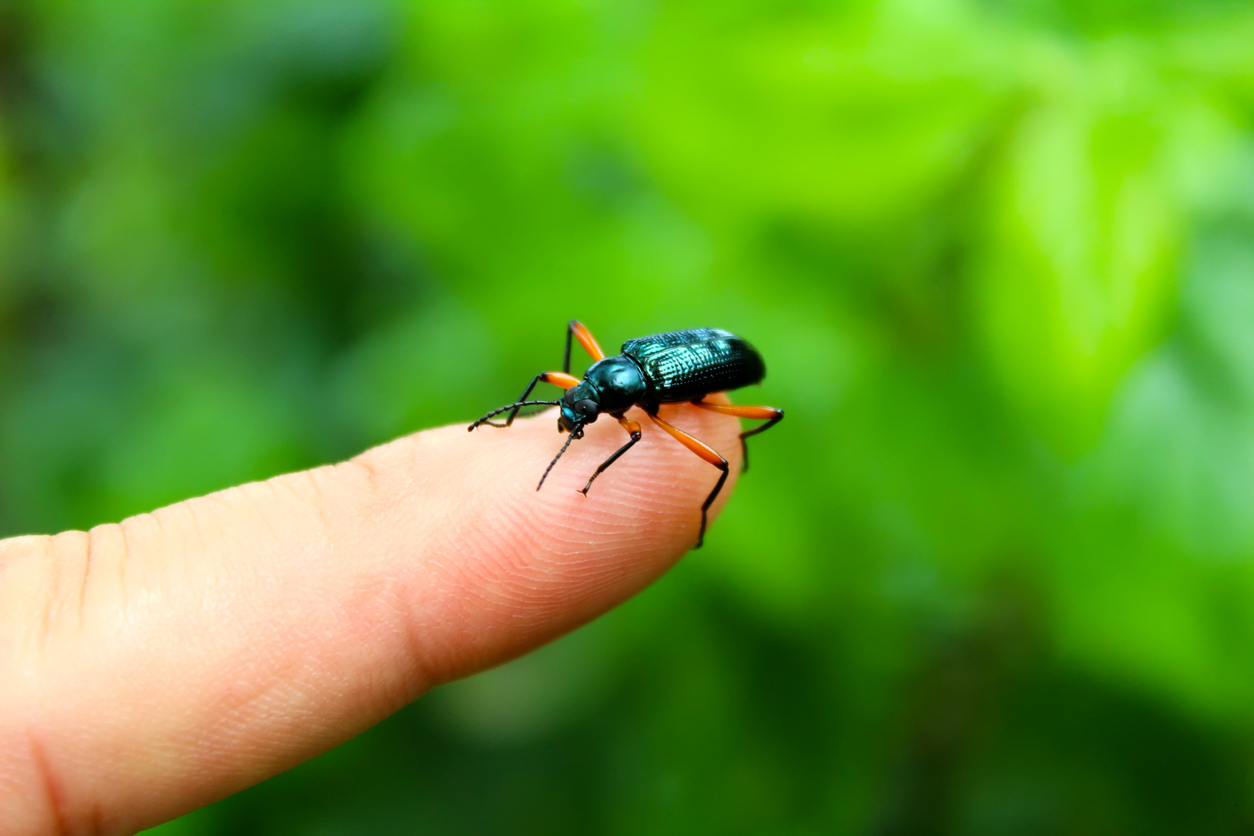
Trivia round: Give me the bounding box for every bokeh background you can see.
[2,0,1254,832]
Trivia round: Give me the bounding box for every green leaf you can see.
[972,51,1181,449]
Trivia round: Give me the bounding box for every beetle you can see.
[468,320,783,547]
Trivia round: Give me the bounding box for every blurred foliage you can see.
[3,0,1254,832]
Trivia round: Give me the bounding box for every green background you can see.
[2,0,1254,832]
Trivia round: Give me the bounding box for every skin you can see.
[0,401,743,836]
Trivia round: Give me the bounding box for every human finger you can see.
[0,401,743,834]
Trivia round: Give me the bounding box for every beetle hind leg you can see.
[690,401,783,472]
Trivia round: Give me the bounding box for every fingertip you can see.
[429,401,744,608]
[0,399,753,831]
[451,402,743,540]
[355,401,746,683]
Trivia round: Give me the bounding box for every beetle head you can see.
[558,384,600,434]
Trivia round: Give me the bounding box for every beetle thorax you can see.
[584,358,647,413]
[584,356,645,414]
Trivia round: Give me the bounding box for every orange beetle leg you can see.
[690,399,783,473]
[541,371,580,389]
[468,370,580,430]
[648,412,729,548]
[564,319,606,372]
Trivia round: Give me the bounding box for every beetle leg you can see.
[690,401,784,473]
[579,415,642,495]
[563,319,606,374]
[647,412,729,549]
[470,371,580,429]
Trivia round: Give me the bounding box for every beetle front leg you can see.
[579,415,642,495]
[563,320,606,374]
[469,371,580,430]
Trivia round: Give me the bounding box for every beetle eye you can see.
[574,399,599,418]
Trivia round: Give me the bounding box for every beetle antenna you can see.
[537,423,582,491]
[469,400,561,431]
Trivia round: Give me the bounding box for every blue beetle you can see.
[469,321,783,547]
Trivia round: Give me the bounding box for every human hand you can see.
[0,404,742,835]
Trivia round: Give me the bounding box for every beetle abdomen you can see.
[622,328,766,404]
